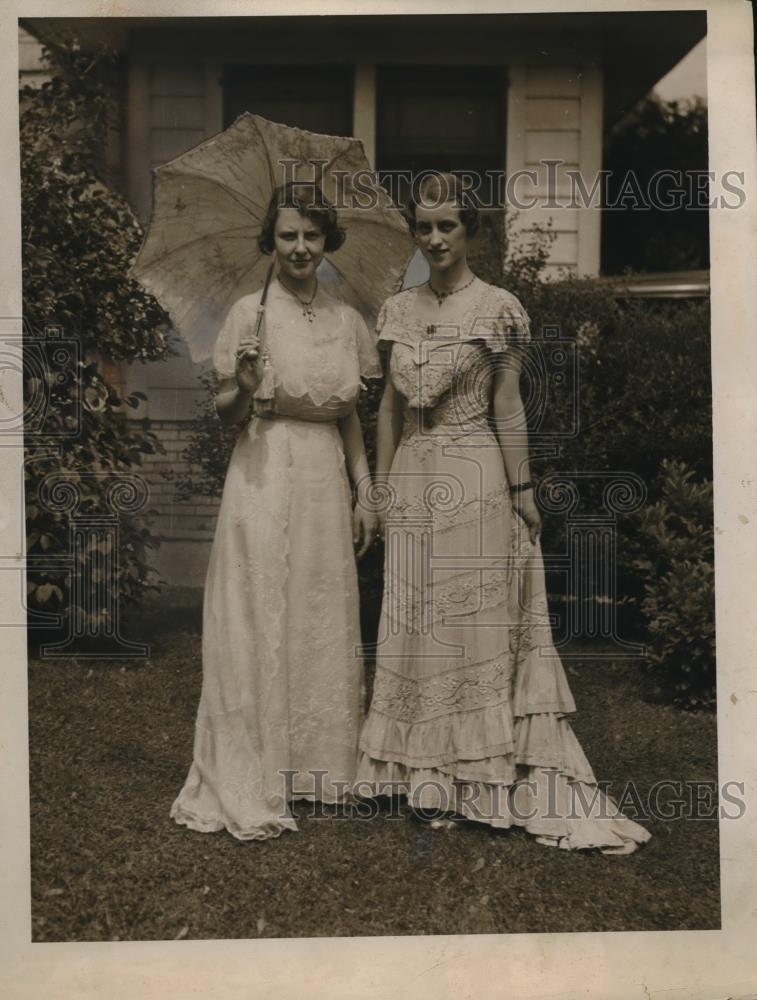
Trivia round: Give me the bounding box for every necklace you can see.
[427,274,476,305]
[278,277,318,322]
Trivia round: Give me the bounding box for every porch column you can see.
[126,62,151,224]
[353,64,376,167]
[576,64,603,276]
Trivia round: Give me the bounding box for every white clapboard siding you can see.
[151,65,207,96]
[525,66,582,97]
[507,63,603,277]
[127,62,217,421]
[148,65,207,170]
[18,25,48,84]
[151,95,207,130]
[525,97,581,131]
[125,60,221,562]
[542,262,577,281]
[525,130,580,166]
[149,128,207,167]
[129,63,211,221]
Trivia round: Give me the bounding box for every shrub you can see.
[172,372,238,501]
[21,39,170,635]
[633,460,715,710]
[531,293,712,614]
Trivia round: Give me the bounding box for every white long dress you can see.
[171,281,381,841]
[356,279,651,853]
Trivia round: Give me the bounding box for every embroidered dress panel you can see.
[357,278,651,853]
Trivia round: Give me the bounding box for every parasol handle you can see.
[252,259,276,414]
[253,258,276,339]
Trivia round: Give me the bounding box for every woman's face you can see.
[273,207,326,283]
[413,200,468,273]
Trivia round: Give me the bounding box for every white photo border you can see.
[2,2,756,999]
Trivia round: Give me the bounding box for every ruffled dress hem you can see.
[356,643,651,855]
[354,754,651,854]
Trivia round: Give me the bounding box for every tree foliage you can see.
[633,460,715,710]
[602,95,709,273]
[21,38,170,633]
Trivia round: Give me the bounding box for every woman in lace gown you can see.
[171,183,380,841]
[356,174,650,853]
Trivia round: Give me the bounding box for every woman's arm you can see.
[492,344,541,543]
[338,408,371,496]
[376,375,403,480]
[338,408,376,557]
[215,334,261,425]
[215,376,253,425]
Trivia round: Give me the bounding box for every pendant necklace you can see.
[279,277,318,322]
[427,273,476,306]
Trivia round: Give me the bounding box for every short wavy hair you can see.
[404,171,480,238]
[257,182,346,255]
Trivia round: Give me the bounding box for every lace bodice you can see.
[378,279,531,433]
[214,281,381,422]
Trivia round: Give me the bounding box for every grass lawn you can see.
[29,588,720,941]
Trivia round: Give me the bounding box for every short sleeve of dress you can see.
[212,296,255,378]
[469,287,531,355]
[354,310,382,379]
[375,299,391,348]
[374,293,418,351]
[503,293,531,348]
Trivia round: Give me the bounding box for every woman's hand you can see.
[514,491,541,545]
[235,334,261,394]
[353,504,379,559]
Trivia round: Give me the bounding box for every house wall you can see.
[20,25,606,588]
[18,26,48,89]
[126,53,605,587]
[506,64,603,280]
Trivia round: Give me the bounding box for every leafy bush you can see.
[633,460,715,710]
[21,39,169,634]
[172,372,239,501]
[531,292,711,613]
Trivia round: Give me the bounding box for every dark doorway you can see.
[222,65,354,135]
[376,66,507,203]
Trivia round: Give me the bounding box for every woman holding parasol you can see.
[131,116,413,841]
[169,181,382,840]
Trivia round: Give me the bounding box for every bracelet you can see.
[510,480,534,495]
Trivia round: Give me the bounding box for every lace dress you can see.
[356,278,651,853]
[171,281,381,841]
